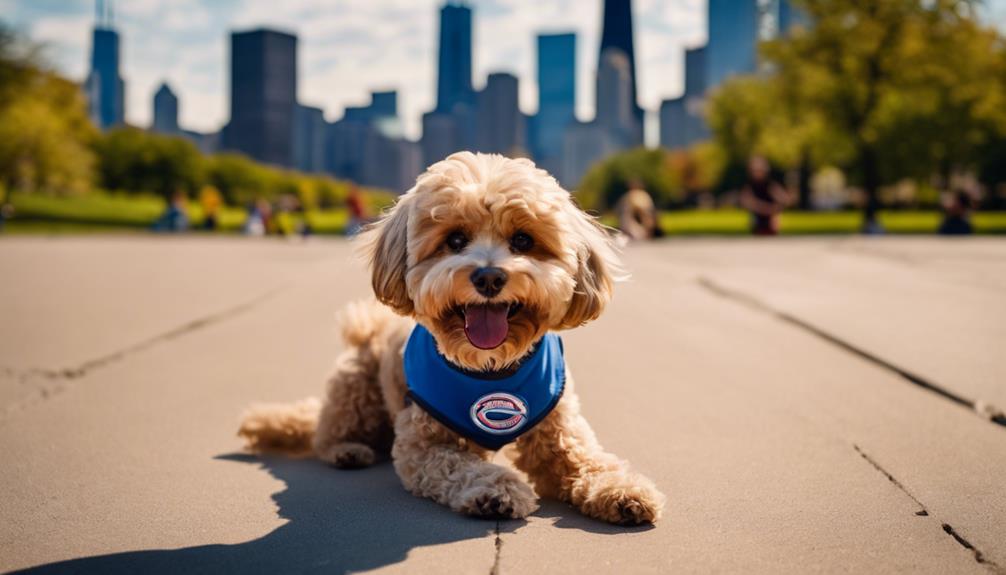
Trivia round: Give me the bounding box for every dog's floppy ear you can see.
[557,201,625,329]
[360,192,414,315]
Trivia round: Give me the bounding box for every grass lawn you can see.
[6,192,348,234]
[10,192,166,227]
[305,209,349,234]
[5,192,1006,235]
[655,209,1006,235]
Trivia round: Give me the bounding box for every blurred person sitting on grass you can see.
[345,185,368,236]
[938,189,976,235]
[243,198,273,237]
[740,156,791,236]
[199,186,222,231]
[152,191,189,233]
[617,180,661,241]
[275,194,301,237]
[0,201,12,232]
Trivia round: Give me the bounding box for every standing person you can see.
[0,201,12,233]
[345,185,367,236]
[740,156,791,236]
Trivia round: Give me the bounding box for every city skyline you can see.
[11,0,1006,145]
[12,0,1006,145]
[6,0,713,143]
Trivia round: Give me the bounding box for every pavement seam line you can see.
[853,444,1004,574]
[853,444,928,516]
[489,519,503,575]
[696,276,1006,429]
[0,285,287,425]
[942,524,1006,574]
[71,284,288,377]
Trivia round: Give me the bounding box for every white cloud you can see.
[28,13,91,80]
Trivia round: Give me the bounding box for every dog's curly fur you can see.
[239,152,665,524]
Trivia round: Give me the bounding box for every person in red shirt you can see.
[346,185,367,236]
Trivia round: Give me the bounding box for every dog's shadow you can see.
[12,454,510,574]
[14,454,649,574]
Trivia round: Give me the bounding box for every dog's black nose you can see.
[470,267,508,298]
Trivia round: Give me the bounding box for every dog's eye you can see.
[445,230,469,253]
[510,231,534,253]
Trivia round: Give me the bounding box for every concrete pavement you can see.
[0,236,1003,574]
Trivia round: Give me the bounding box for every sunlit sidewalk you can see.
[1,237,1004,574]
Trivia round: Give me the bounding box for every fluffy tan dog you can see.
[239,152,665,525]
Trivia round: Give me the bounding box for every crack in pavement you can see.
[943,523,1005,574]
[853,444,1004,574]
[828,241,921,266]
[696,276,1006,429]
[853,444,928,516]
[0,285,286,425]
[489,519,503,575]
[697,273,1005,572]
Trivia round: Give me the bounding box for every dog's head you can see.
[362,152,623,371]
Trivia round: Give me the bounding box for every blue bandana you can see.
[403,324,566,450]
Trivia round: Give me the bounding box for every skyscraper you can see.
[152,83,178,135]
[293,104,326,173]
[362,123,422,193]
[659,97,687,150]
[598,0,642,137]
[557,0,643,185]
[435,2,475,114]
[223,29,297,167]
[328,90,420,191]
[775,0,808,35]
[706,0,759,90]
[557,47,635,185]
[659,46,708,150]
[86,0,125,130]
[423,2,476,167]
[595,48,635,146]
[563,121,619,188]
[421,111,464,168]
[682,46,709,145]
[684,46,707,97]
[368,91,398,119]
[534,33,576,173]
[477,72,524,155]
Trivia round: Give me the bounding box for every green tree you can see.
[93,128,204,198]
[577,148,680,211]
[205,153,270,206]
[883,8,1006,187]
[708,0,1006,226]
[0,25,96,198]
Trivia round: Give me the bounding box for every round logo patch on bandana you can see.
[470,392,528,435]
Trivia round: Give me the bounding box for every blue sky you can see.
[5,0,1006,140]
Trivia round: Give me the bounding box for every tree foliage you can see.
[577,148,678,210]
[575,146,727,211]
[0,24,375,212]
[94,128,203,198]
[0,24,96,196]
[706,0,1006,219]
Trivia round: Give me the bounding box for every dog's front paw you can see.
[316,442,376,469]
[456,473,539,519]
[578,470,665,525]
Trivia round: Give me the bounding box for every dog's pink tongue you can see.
[464,304,509,350]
